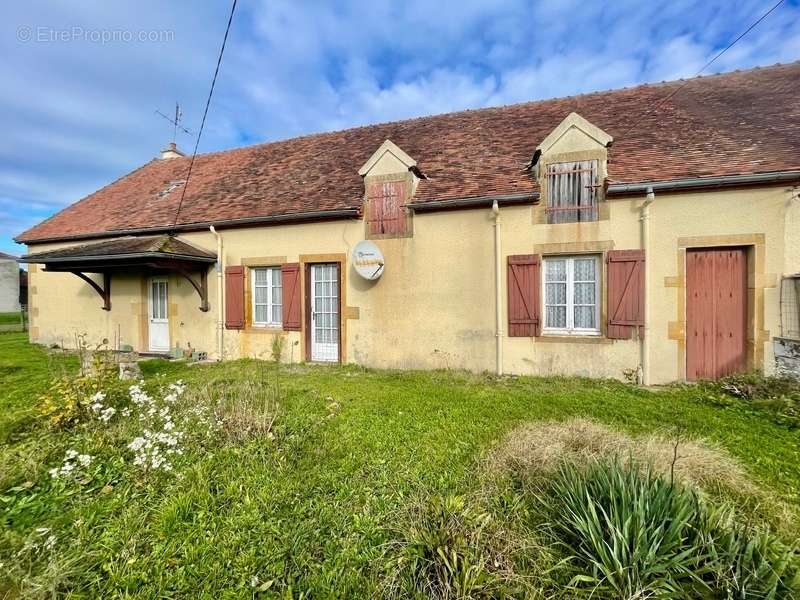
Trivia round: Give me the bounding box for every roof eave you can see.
[408,192,539,212]
[19,251,217,264]
[16,208,362,245]
[606,170,800,196]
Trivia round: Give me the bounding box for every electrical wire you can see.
[620,0,786,139]
[172,0,238,228]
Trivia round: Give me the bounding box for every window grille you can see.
[546,160,599,224]
[780,275,800,340]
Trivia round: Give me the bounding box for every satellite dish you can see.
[352,240,385,280]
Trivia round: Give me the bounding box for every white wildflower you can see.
[77,454,92,467]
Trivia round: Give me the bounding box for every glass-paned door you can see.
[148,278,170,352]
[310,264,339,362]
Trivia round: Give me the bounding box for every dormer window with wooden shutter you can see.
[532,112,612,225]
[545,160,599,224]
[359,139,418,239]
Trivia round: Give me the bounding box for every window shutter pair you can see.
[507,255,541,337]
[224,263,302,331]
[507,251,645,339]
[606,250,645,339]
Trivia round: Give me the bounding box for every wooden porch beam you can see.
[175,268,210,312]
[71,271,111,311]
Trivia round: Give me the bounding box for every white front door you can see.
[148,278,170,352]
[310,264,340,362]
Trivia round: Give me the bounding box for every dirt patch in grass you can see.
[485,418,795,533]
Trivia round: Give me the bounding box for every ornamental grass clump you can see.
[544,459,800,598]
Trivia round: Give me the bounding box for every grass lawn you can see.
[0,312,23,325]
[1,330,799,597]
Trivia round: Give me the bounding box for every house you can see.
[16,63,800,384]
[0,252,21,313]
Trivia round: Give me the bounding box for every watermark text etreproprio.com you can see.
[17,26,175,44]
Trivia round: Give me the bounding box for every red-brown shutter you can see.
[224,266,245,330]
[507,254,541,337]
[367,181,406,235]
[607,250,645,339]
[281,262,301,331]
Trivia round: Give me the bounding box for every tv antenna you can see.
[155,102,193,143]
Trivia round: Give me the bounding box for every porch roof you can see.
[19,235,216,271]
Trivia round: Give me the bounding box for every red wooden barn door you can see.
[686,248,747,381]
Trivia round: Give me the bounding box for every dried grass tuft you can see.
[484,418,797,532]
[190,380,278,444]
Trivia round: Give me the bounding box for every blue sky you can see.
[2,0,799,255]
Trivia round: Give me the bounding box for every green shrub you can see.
[38,354,122,429]
[547,459,707,597]
[544,460,799,598]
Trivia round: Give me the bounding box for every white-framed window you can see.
[251,266,282,326]
[545,160,599,223]
[543,255,600,335]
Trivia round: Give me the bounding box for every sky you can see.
[1,0,799,255]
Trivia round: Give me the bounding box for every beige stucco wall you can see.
[25,181,796,383]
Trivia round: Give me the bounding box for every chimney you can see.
[160,142,186,160]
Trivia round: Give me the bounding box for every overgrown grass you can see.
[1,331,799,598]
[698,371,800,428]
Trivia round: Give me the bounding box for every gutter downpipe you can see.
[209,226,224,361]
[639,187,655,385]
[492,200,503,376]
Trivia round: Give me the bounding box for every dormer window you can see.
[359,139,418,239]
[545,160,599,224]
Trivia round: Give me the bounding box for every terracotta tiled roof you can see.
[17,62,800,244]
[21,235,216,262]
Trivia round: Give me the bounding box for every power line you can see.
[172,0,238,228]
[621,0,786,139]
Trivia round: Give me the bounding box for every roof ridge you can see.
[177,61,800,162]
